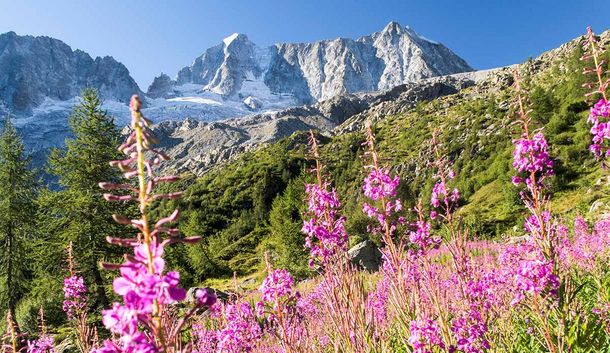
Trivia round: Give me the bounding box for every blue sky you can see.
[1,0,608,89]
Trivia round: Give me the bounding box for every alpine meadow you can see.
[0,5,609,353]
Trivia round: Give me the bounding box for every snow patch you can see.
[223,33,240,46]
[167,96,222,105]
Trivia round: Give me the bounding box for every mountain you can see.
[0,31,141,114]
[150,21,472,109]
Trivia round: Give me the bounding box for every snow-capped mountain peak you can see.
[161,21,472,105]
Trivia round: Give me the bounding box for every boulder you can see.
[348,240,382,272]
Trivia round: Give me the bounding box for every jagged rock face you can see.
[174,33,263,97]
[168,22,473,103]
[0,31,141,113]
[147,73,175,99]
[365,22,472,88]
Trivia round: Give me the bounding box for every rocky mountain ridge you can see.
[151,21,472,107]
[0,31,141,114]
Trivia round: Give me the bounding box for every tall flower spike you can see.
[362,121,404,252]
[511,71,554,194]
[26,308,55,353]
[302,131,348,267]
[429,129,460,222]
[582,27,610,158]
[95,95,213,353]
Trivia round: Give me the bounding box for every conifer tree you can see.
[36,88,131,309]
[268,176,310,278]
[0,117,36,326]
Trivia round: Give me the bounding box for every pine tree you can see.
[0,117,37,326]
[36,88,132,310]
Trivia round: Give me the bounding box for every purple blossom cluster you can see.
[361,123,406,240]
[588,99,610,157]
[408,317,445,353]
[26,336,55,353]
[96,244,187,353]
[450,311,490,353]
[363,168,400,201]
[501,242,559,306]
[216,303,262,353]
[511,132,554,187]
[362,168,404,237]
[62,275,87,319]
[302,183,348,265]
[430,176,459,213]
[259,269,295,304]
[511,258,559,306]
[408,220,440,254]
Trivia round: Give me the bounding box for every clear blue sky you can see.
[1,0,608,89]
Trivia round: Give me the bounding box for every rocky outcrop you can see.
[147,73,175,99]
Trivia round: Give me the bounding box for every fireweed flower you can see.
[430,180,459,209]
[366,277,390,330]
[511,132,554,188]
[589,99,610,157]
[192,323,218,353]
[362,123,405,241]
[501,242,559,306]
[582,27,610,158]
[408,220,441,254]
[409,317,445,353]
[94,95,213,353]
[450,310,490,353]
[26,336,55,353]
[302,183,348,265]
[62,275,87,319]
[260,269,295,304]
[511,258,559,306]
[362,167,404,231]
[363,167,400,200]
[216,303,262,353]
[302,132,349,267]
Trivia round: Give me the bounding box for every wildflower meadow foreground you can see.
[7,27,610,353]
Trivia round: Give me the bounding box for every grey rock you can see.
[185,287,229,303]
[348,240,382,272]
[147,73,176,99]
[590,200,606,214]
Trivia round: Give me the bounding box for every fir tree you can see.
[0,117,37,326]
[36,88,132,310]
